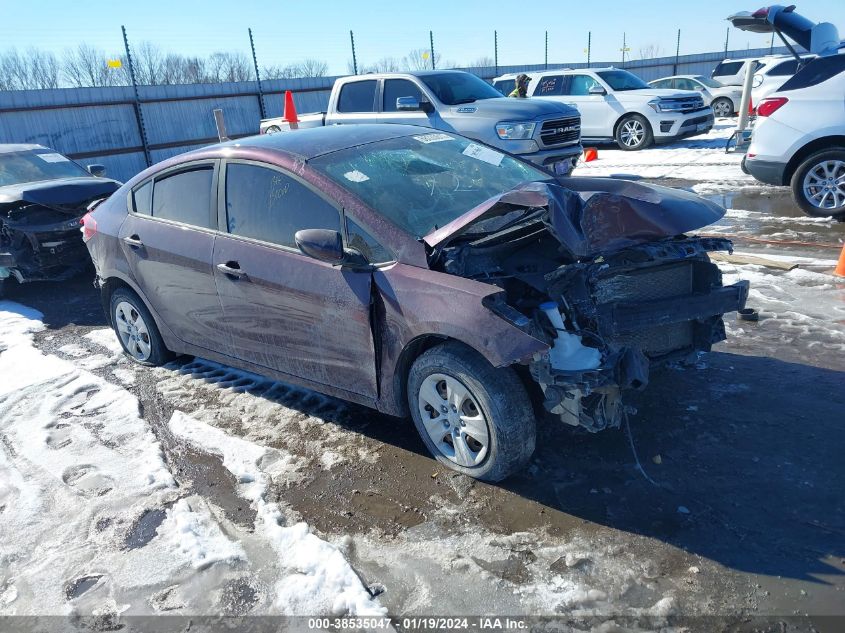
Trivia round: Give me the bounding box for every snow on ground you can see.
[574,122,759,185]
[0,301,382,616]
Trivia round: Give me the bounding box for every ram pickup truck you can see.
[260,70,583,175]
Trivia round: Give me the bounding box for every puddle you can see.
[65,575,102,600]
[124,508,167,550]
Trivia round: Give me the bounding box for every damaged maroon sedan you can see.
[83,125,747,481]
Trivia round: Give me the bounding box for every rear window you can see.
[0,148,89,187]
[337,80,377,113]
[152,168,213,228]
[713,61,744,77]
[779,54,845,91]
[534,75,566,96]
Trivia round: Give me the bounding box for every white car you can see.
[649,75,742,117]
[744,54,845,219]
[710,56,761,86]
[749,55,814,105]
[505,67,713,150]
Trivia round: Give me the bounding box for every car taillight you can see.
[756,97,788,117]
[81,212,98,242]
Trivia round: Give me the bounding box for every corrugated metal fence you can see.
[0,45,794,182]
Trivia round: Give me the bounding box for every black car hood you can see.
[425,178,726,258]
[0,177,121,214]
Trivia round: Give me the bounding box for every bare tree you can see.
[296,58,328,77]
[61,44,121,87]
[207,51,253,83]
[133,41,164,85]
[403,48,440,71]
[637,43,665,60]
[359,57,402,73]
[468,56,495,69]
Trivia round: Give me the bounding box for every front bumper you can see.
[518,143,584,173]
[744,156,788,186]
[653,110,715,143]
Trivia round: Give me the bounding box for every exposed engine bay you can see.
[0,178,120,290]
[428,178,750,432]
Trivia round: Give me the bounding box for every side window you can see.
[383,79,423,112]
[566,74,600,96]
[346,217,392,264]
[132,180,152,215]
[494,79,515,96]
[769,60,799,76]
[675,78,697,90]
[152,168,213,228]
[225,163,340,248]
[337,80,377,113]
[651,79,670,89]
[534,76,565,96]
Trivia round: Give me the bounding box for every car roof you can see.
[0,143,47,154]
[215,124,437,160]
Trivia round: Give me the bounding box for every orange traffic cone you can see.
[283,90,299,123]
[834,242,845,277]
[583,147,598,162]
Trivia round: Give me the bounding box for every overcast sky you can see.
[2,0,844,73]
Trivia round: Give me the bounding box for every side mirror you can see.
[396,96,421,111]
[294,229,369,268]
[87,164,106,177]
[588,85,606,95]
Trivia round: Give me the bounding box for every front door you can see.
[562,74,616,139]
[213,160,377,399]
[378,78,437,128]
[120,161,228,354]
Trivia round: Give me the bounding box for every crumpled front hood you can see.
[424,178,726,258]
[0,177,121,213]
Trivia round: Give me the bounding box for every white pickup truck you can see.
[260,70,584,175]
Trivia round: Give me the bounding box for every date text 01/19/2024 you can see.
[307,617,528,630]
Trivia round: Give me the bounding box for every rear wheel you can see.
[711,97,734,118]
[790,149,845,220]
[615,114,653,151]
[407,342,535,482]
[109,287,171,366]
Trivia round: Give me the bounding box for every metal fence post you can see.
[121,25,151,168]
[494,30,498,76]
[429,30,436,70]
[673,29,681,74]
[248,28,266,120]
[350,30,358,75]
[587,31,591,66]
[545,31,548,70]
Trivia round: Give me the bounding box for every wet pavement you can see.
[5,168,845,627]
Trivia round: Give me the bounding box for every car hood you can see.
[424,178,726,258]
[449,97,578,119]
[615,88,701,100]
[0,177,121,213]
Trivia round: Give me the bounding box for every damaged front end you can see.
[428,178,749,432]
[0,178,119,287]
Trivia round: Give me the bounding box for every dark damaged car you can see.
[83,125,748,481]
[0,144,120,297]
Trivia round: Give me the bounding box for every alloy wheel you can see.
[802,160,845,211]
[114,301,152,361]
[620,119,645,148]
[417,373,490,468]
[712,98,732,117]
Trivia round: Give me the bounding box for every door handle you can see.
[216,261,246,278]
[122,235,143,248]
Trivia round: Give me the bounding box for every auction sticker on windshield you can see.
[413,133,454,144]
[36,153,70,163]
[462,143,504,167]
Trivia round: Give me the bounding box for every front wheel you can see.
[407,342,535,482]
[615,114,653,151]
[790,149,845,220]
[265,125,282,135]
[711,97,735,118]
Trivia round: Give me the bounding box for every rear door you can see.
[330,79,381,125]
[213,160,378,399]
[120,160,230,354]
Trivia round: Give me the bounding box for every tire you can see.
[711,97,734,118]
[789,149,845,220]
[265,125,282,135]
[615,114,653,151]
[407,341,535,482]
[108,287,171,366]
